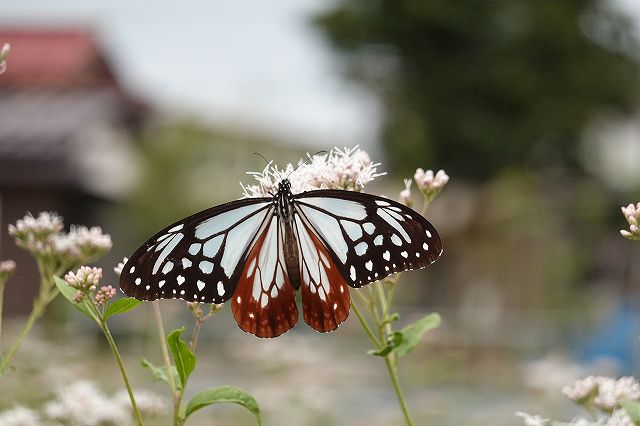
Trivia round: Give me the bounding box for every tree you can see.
[316,0,640,180]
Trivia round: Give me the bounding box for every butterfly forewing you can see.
[120,198,273,304]
[294,190,442,288]
[293,214,350,333]
[231,215,298,338]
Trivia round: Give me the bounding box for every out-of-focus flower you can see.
[241,146,384,197]
[8,213,111,267]
[0,259,16,284]
[593,376,640,411]
[398,179,413,208]
[0,43,9,76]
[43,380,130,426]
[114,257,128,276]
[516,411,552,426]
[620,203,640,241]
[0,405,41,426]
[414,168,449,200]
[562,376,600,402]
[9,212,64,254]
[64,266,102,291]
[605,410,634,426]
[94,285,116,306]
[114,389,168,416]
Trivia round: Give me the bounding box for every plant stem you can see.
[0,292,47,373]
[100,320,144,426]
[350,300,380,348]
[0,283,4,345]
[384,355,414,426]
[153,302,176,394]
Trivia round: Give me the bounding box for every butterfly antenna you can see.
[253,152,271,167]
[288,150,327,178]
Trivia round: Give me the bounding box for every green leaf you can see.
[367,332,404,357]
[622,400,640,423]
[167,327,196,388]
[141,358,181,390]
[104,298,142,320]
[53,275,97,321]
[185,386,261,425]
[394,312,441,357]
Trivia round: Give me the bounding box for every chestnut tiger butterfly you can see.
[119,178,442,338]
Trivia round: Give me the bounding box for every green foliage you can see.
[316,0,640,179]
[622,400,640,424]
[167,327,196,389]
[104,298,142,320]
[368,313,441,357]
[53,276,97,322]
[185,386,262,425]
[141,358,181,390]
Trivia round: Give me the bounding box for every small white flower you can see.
[563,376,600,402]
[114,257,128,276]
[398,178,413,208]
[0,260,16,283]
[0,405,41,426]
[9,212,64,241]
[516,411,552,426]
[64,266,102,290]
[241,146,384,197]
[604,410,635,426]
[414,168,449,199]
[593,376,640,411]
[620,203,640,240]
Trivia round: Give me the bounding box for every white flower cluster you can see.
[517,410,634,426]
[518,376,640,426]
[563,376,640,411]
[241,146,384,197]
[0,381,168,426]
[8,212,112,267]
[620,203,640,241]
[0,259,16,283]
[414,168,449,199]
[0,405,41,426]
[64,266,103,290]
[0,43,9,76]
[113,257,128,276]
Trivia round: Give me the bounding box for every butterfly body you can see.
[120,178,442,338]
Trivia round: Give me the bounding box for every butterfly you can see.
[119,178,442,338]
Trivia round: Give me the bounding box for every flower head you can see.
[414,168,449,200]
[0,260,16,284]
[563,376,640,412]
[399,178,413,208]
[0,43,9,76]
[620,203,640,241]
[9,212,64,255]
[241,146,384,197]
[515,411,552,426]
[114,257,128,276]
[56,226,112,264]
[94,285,116,306]
[64,266,102,291]
[0,405,40,426]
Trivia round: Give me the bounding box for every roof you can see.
[0,29,116,88]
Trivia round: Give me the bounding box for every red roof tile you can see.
[0,29,116,88]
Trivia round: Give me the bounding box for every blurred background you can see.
[1,0,640,424]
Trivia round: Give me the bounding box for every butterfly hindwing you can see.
[293,214,350,333]
[120,198,273,304]
[231,215,299,338]
[294,190,442,288]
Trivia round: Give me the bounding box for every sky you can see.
[0,0,382,150]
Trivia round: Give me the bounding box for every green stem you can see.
[351,300,381,348]
[100,320,144,426]
[0,293,47,373]
[153,302,176,394]
[384,355,414,426]
[0,283,4,345]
